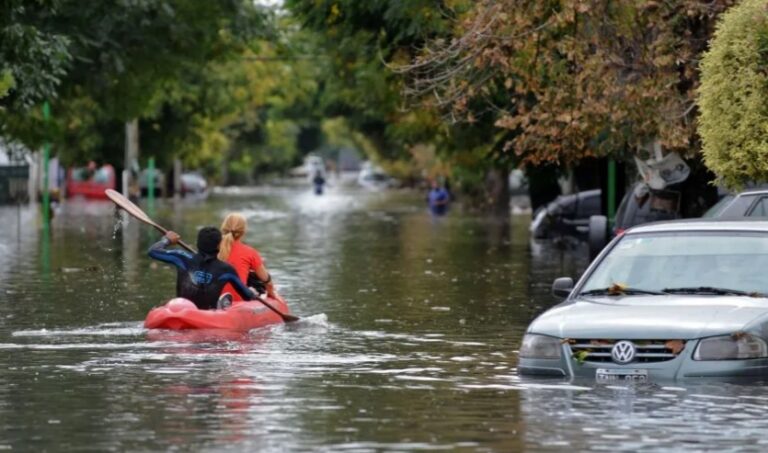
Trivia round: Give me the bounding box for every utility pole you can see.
[147,156,155,214]
[123,119,139,198]
[173,158,182,199]
[42,101,51,229]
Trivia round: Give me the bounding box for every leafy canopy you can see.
[698,0,768,188]
[402,0,733,164]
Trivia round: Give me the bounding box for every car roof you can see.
[734,189,768,197]
[627,219,768,234]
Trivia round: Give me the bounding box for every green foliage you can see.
[572,350,589,365]
[0,0,71,109]
[1,1,268,172]
[284,0,516,204]
[0,71,15,100]
[285,0,462,162]
[698,0,768,188]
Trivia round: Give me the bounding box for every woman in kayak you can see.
[148,227,258,310]
[218,213,277,301]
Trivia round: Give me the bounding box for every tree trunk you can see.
[526,163,561,212]
[485,168,510,214]
[123,119,140,200]
[173,158,182,198]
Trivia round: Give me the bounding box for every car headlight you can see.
[693,333,768,360]
[520,334,562,359]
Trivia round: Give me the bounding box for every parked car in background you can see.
[520,220,768,381]
[139,168,165,197]
[66,164,115,199]
[530,189,601,239]
[702,188,768,218]
[357,161,397,190]
[587,181,683,258]
[180,171,208,197]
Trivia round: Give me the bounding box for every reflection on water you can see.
[6,185,761,451]
[519,379,768,451]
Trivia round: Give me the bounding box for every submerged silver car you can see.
[519,220,768,381]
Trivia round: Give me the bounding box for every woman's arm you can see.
[253,265,276,298]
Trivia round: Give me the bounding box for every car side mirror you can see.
[552,277,574,299]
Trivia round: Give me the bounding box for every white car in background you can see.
[180,172,208,197]
[357,161,397,190]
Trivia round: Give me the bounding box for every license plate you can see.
[596,368,649,382]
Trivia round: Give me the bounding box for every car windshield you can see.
[580,231,768,296]
[702,195,734,218]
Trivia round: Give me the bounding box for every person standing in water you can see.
[219,213,277,301]
[312,169,326,195]
[427,180,450,216]
[148,227,257,310]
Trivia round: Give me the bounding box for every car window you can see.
[615,191,680,230]
[581,232,768,295]
[93,167,111,183]
[748,197,768,217]
[71,168,88,182]
[717,194,757,217]
[576,192,601,218]
[702,195,734,218]
[613,194,630,228]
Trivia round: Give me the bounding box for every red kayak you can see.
[144,296,291,331]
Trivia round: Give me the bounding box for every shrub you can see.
[698,0,768,188]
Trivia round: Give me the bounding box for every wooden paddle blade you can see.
[106,190,196,254]
[282,313,301,322]
[105,189,154,225]
[256,296,299,323]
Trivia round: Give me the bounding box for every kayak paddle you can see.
[105,189,196,253]
[105,189,299,323]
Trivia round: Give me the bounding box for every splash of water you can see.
[111,214,123,240]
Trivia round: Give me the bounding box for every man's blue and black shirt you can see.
[148,237,255,310]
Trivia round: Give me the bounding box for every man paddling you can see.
[148,227,259,310]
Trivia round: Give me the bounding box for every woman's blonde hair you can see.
[218,213,247,261]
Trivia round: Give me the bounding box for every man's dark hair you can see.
[197,227,222,255]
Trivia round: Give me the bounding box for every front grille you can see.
[568,339,685,364]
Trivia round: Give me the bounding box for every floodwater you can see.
[1,184,767,452]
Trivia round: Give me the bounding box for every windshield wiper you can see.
[662,286,765,297]
[580,287,668,296]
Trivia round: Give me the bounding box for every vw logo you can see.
[611,340,636,364]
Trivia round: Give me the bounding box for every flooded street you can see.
[2,185,768,452]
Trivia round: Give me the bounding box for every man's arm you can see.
[147,231,192,270]
[219,272,258,301]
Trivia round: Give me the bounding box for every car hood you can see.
[529,295,768,339]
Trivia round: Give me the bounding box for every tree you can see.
[284,0,459,161]
[285,1,521,209]
[1,1,266,166]
[401,1,733,165]
[0,0,71,109]
[698,0,768,188]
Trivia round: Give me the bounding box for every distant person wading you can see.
[427,180,450,216]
